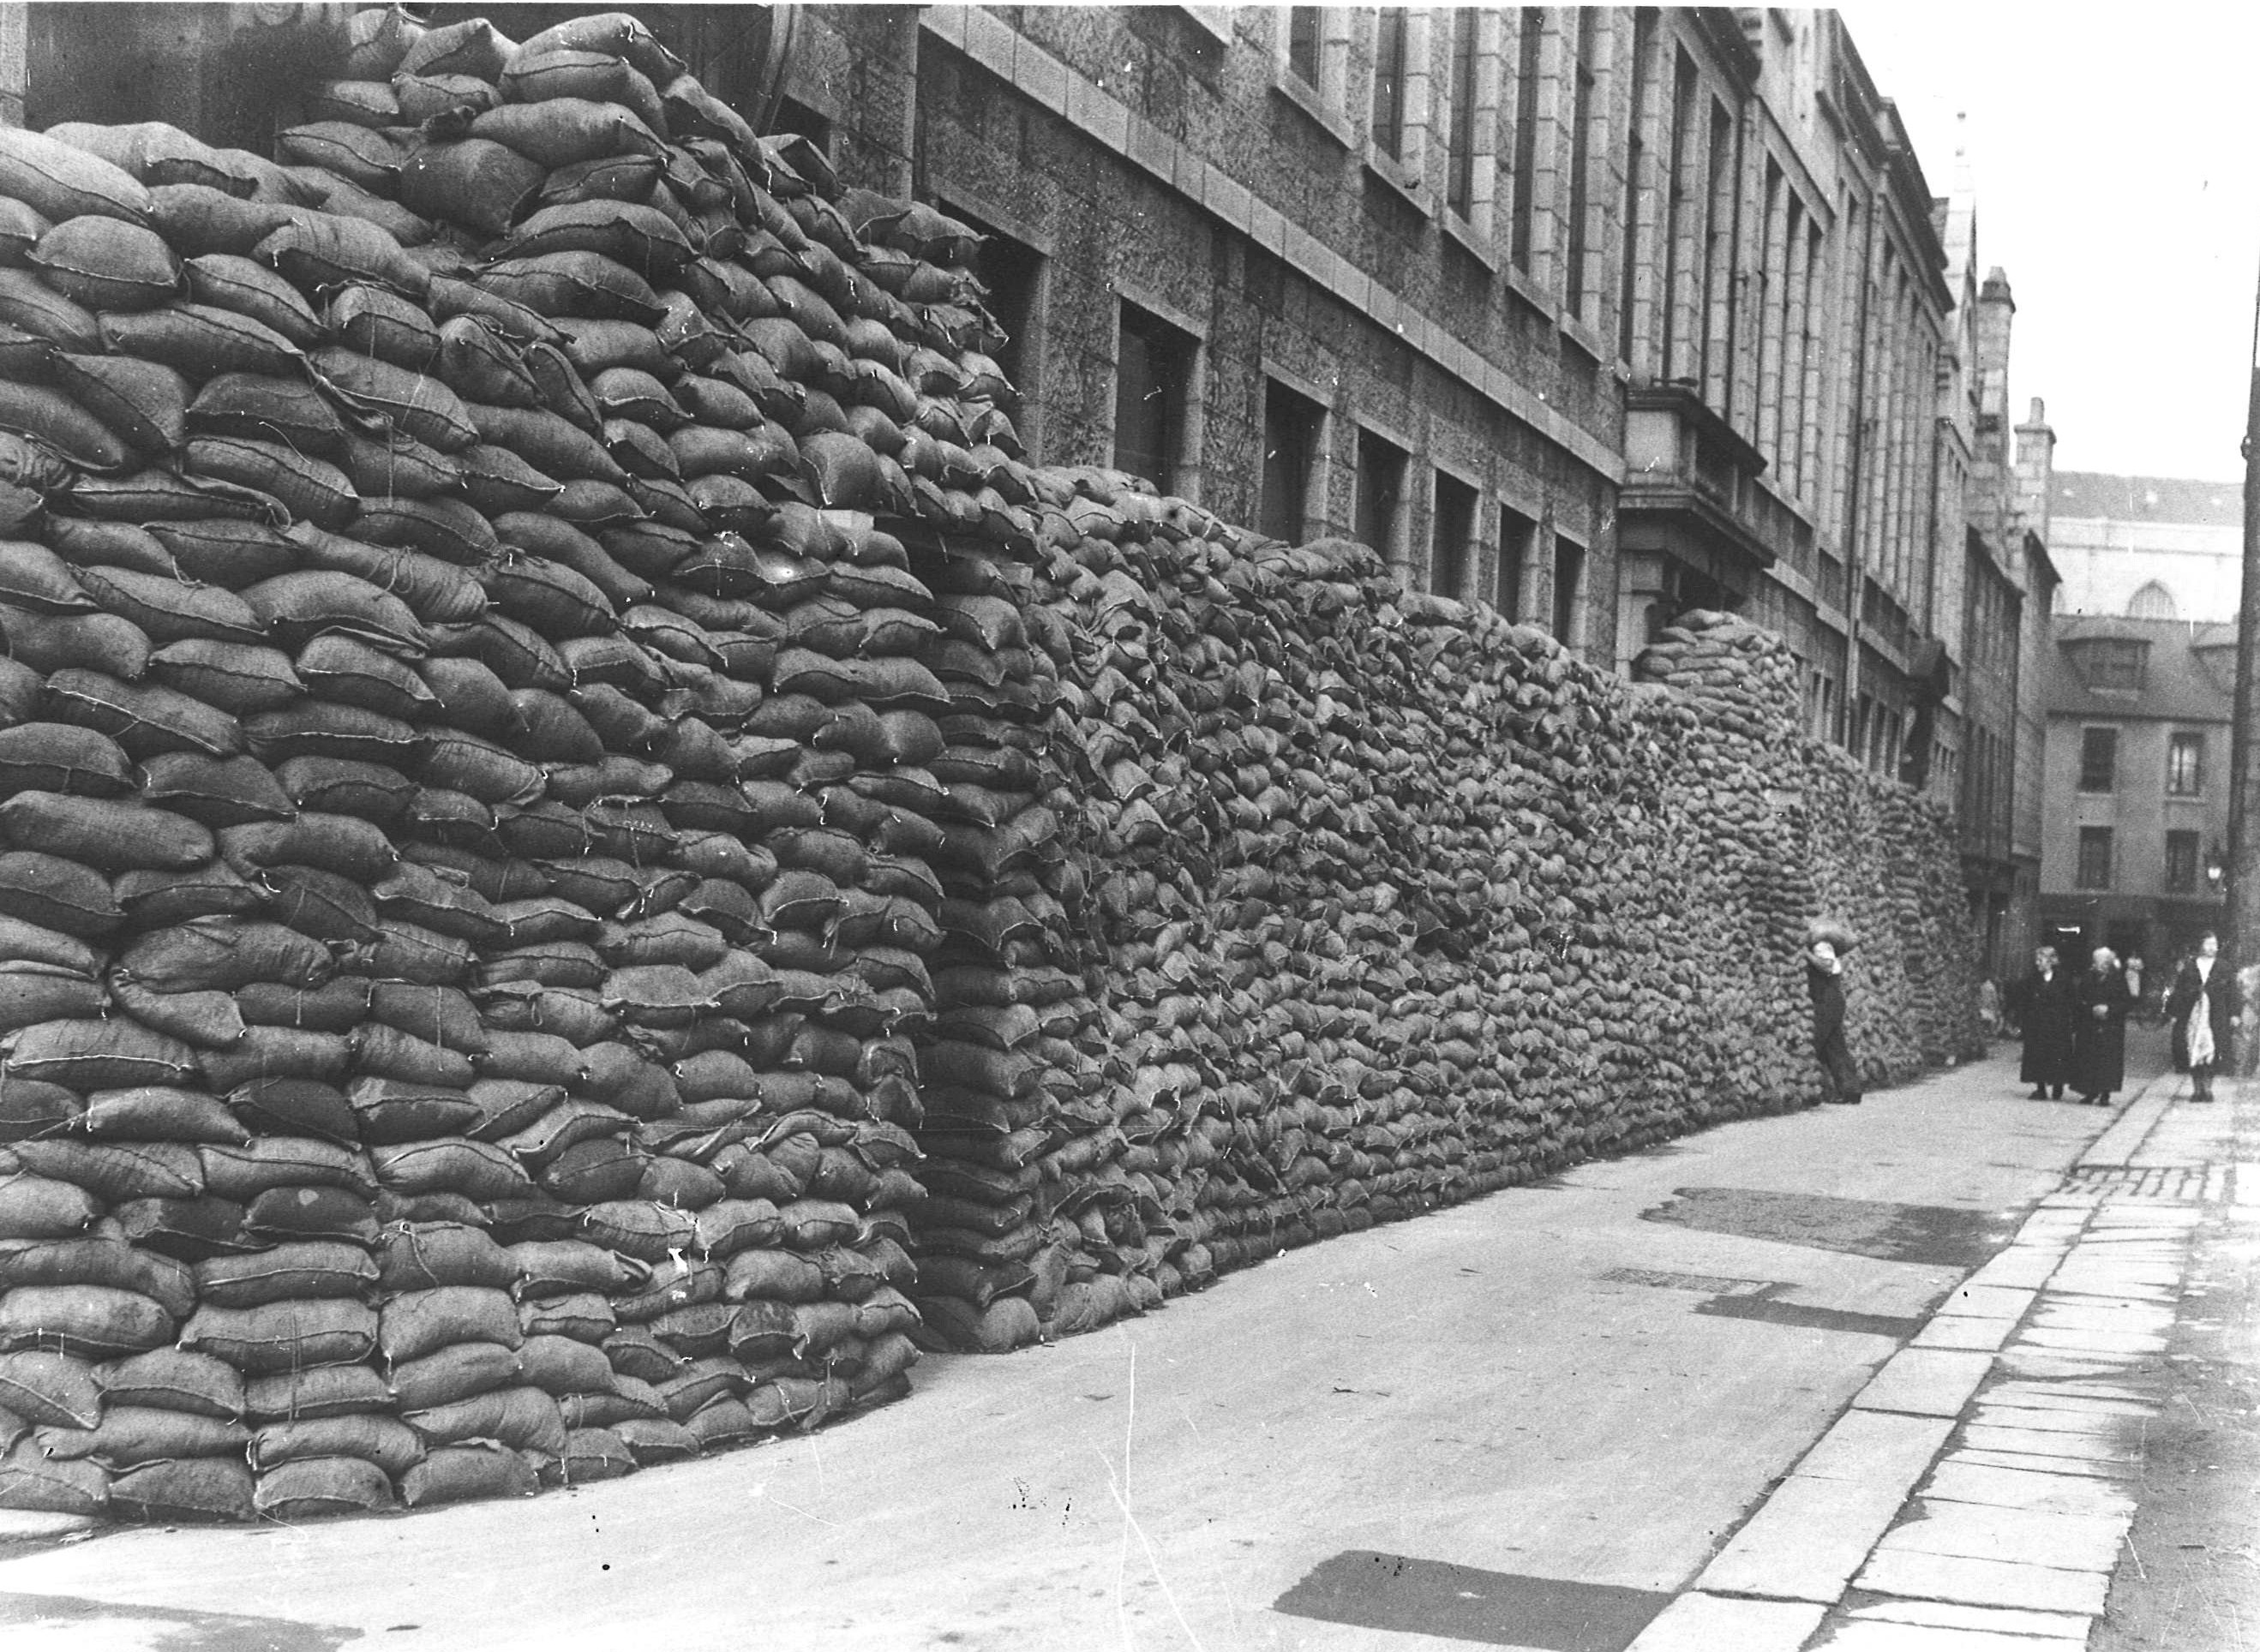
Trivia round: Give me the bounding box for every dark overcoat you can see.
[2011,967,2077,1086]
[2071,967,2133,1096]
[2166,960,2237,1073]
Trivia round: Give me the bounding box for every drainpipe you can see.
[2228,244,2260,1057]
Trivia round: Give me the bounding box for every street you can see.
[0,1029,2246,1651]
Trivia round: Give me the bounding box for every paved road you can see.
[3,1033,2244,1652]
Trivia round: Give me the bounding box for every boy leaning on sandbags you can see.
[1805,929,1861,1106]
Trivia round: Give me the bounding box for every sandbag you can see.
[29,215,180,310]
[107,1456,255,1523]
[180,1298,378,1374]
[0,127,153,224]
[399,140,547,238]
[253,1454,399,1519]
[0,1284,176,1359]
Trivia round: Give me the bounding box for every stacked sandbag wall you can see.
[0,1,1986,1508]
[0,9,1041,1521]
[892,479,1984,1350]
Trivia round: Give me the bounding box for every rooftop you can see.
[2052,471,2242,529]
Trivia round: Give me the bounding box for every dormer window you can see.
[2064,637,2149,692]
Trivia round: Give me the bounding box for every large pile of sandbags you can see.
[890,480,1981,1350]
[0,4,1982,1511]
[0,6,1042,1519]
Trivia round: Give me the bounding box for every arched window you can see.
[2127,581,2178,620]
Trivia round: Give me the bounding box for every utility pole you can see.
[2228,250,2260,1068]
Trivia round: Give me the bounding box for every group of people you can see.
[2011,932,2238,1105]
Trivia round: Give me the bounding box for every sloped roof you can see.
[2052,471,2242,528]
[2047,614,2235,722]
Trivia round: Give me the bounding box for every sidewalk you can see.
[1635,1059,2243,1651]
[0,1043,2235,1652]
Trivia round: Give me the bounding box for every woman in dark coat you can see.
[2071,948,2134,1105]
[2166,931,2238,1102]
[2009,944,2076,1099]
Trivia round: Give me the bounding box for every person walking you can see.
[2166,931,2239,1103]
[2009,944,2076,1099]
[2071,947,2134,1106]
[1807,940,1861,1105]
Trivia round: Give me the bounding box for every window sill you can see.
[1181,5,1234,46]
[1561,312,1609,365]
[1440,212,1500,271]
[1500,260,1558,325]
[1269,71,1355,152]
[1362,147,1433,217]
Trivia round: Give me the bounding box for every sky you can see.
[1837,1,2260,484]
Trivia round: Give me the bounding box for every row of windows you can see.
[2077,727,2207,798]
[1268,380,1586,637]
[2076,827,2218,895]
[1273,7,1939,619]
[1112,291,1589,637]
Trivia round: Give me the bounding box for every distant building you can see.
[2050,472,2241,625]
[2038,615,2233,975]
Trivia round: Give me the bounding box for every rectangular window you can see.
[1702,99,1735,405]
[1287,6,1322,86]
[1354,428,1407,570]
[1429,470,1476,600]
[1661,49,1696,377]
[1112,302,1195,493]
[2167,830,2201,894]
[1508,9,1544,271]
[773,97,834,158]
[1258,378,1322,547]
[1370,7,1409,160]
[2077,826,2114,891]
[1496,504,1535,620]
[1619,9,1657,362]
[945,206,1044,447]
[1551,534,1585,644]
[2078,727,2118,794]
[2167,732,2204,797]
[1446,8,1479,220]
[1563,7,1598,314]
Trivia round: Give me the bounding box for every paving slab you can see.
[1911,1316,2015,1352]
[1873,1502,2127,1571]
[1963,1403,2137,1437]
[1960,1252,2064,1290]
[1975,1386,2153,1418]
[1789,1412,1957,1486]
[1855,1547,2111,1614]
[1934,1284,2036,1319]
[1622,1590,1825,1651]
[1852,1349,1994,1417]
[1839,1595,2094,1638]
[1697,1469,1915,1601]
[1948,1448,2137,1481]
[1920,1460,2138,1519]
[1814,1623,2087,1650]
[1957,1423,2137,1463]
